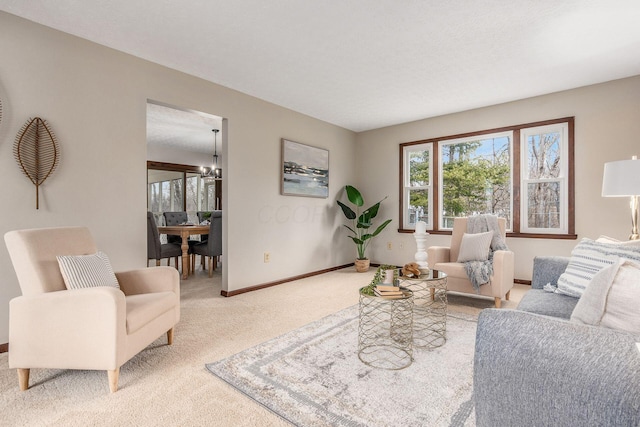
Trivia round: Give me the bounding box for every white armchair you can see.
[427,217,514,308]
[4,226,180,393]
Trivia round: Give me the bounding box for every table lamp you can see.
[602,155,640,240]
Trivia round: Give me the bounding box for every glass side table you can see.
[399,270,447,349]
[357,286,414,370]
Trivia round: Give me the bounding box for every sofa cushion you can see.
[457,231,493,262]
[516,289,579,319]
[555,238,640,298]
[125,292,176,334]
[571,258,640,335]
[57,251,120,290]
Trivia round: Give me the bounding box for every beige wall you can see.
[0,12,357,343]
[2,10,639,344]
[356,76,640,280]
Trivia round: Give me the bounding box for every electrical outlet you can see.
[387,242,392,250]
[264,252,270,263]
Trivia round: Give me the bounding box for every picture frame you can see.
[281,139,329,198]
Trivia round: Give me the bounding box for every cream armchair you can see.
[427,217,514,308]
[4,226,180,393]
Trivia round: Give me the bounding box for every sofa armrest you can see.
[491,250,514,296]
[9,287,126,370]
[531,256,570,289]
[474,309,640,427]
[116,266,180,296]
[427,246,450,266]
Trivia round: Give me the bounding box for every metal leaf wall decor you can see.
[14,117,60,209]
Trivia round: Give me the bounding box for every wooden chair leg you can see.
[213,256,218,271]
[506,290,511,301]
[494,297,502,308]
[208,256,213,277]
[108,368,119,393]
[167,328,174,345]
[17,368,29,391]
[156,259,161,266]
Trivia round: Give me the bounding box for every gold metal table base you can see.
[400,271,448,349]
[357,287,413,370]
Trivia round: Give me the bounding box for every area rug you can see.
[206,305,478,427]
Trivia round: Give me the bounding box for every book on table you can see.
[374,285,404,298]
[376,285,400,292]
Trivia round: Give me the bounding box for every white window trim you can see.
[437,130,513,230]
[520,123,569,234]
[403,143,433,230]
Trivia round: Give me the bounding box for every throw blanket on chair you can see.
[464,214,508,292]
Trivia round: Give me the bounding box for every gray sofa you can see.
[474,256,640,427]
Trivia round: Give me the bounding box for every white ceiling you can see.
[146,101,222,154]
[2,0,640,133]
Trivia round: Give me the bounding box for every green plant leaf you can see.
[349,236,364,245]
[356,218,372,229]
[363,203,379,219]
[337,200,356,220]
[343,224,357,235]
[345,185,364,207]
[364,197,387,219]
[371,219,392,236]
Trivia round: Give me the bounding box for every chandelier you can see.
[201,129,221,182]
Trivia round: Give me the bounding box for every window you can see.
[521,123,569,234]
[439,132,512,229]
[186,174,200,213]
[399,117,574,238]
[403,144,432,229]
[147,161,222,221]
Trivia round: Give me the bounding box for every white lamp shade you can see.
[602,157,640,197]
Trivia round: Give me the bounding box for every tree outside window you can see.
[522,123,568,233]
[440,134,511,229]
[399,117,574,238]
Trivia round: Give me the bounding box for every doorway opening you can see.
[146,100,226,284]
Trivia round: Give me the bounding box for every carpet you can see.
[206,305,478,427]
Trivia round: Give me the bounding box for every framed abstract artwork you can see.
[281,139,329,198]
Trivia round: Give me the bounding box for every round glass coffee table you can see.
[399,270,447,349]
[357,286,414,370]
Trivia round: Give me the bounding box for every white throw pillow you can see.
[596,235,640,247]
[57,251,120,290]
[556,238,640,298]
[571,258,640,335]
[457,231,493,262]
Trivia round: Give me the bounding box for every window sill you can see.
[398,228,578,240]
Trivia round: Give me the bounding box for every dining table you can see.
[157,224,210,279]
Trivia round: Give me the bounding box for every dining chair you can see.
[191,211,222,277]
[147,212,182,268]
[163,211,188,245]
[196,211,212,243]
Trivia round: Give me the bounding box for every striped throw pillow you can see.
[556,238,640,298]
[57,251,120,290]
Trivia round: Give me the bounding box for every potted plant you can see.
[337,185,392,272]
